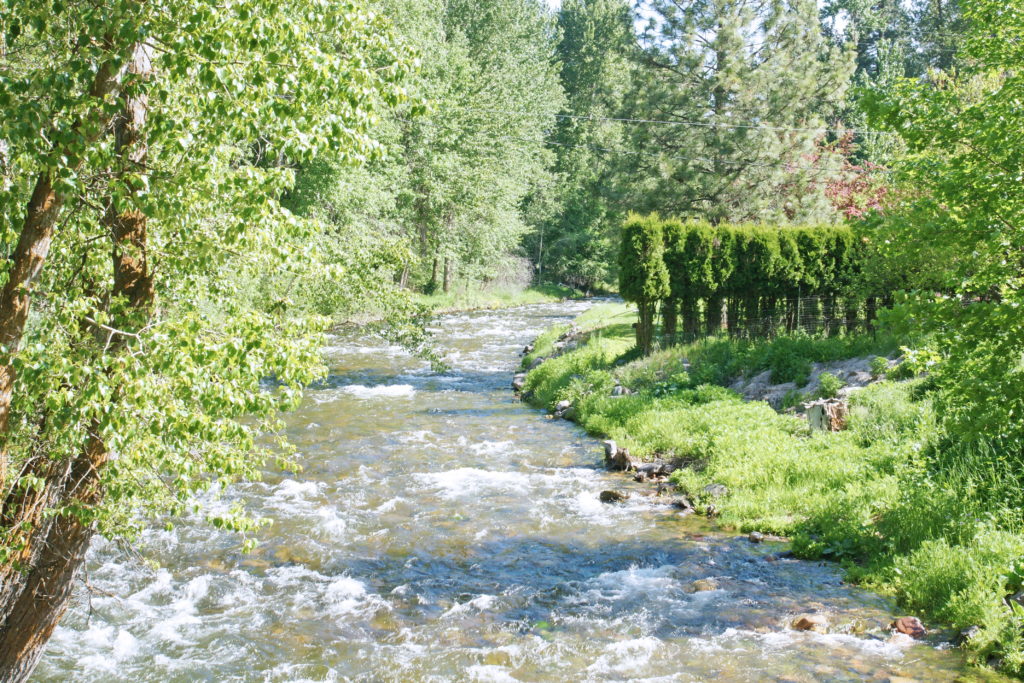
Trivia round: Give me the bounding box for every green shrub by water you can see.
[523,304,1024,675]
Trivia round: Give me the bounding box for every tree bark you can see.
[0,432,108,681]
[706,294,724,335]
[443,257,453,294]
[0,42,152,682]
[637,300,655,355]
[662,298,678,346]
[0,57,122,494]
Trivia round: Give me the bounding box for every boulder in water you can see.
[599,490,628,503]
[791,614,829,633]
[604,444,636,472]
[512,373,527,391]
[688,578,719,593]
[670,495,694,512]
[890,616,926,639]
[748,531,765,544]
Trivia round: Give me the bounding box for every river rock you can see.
[704,483,729,498]
[512,373,527,391]
[522,344,534,355]
[956,625,981,646]
[599,490,628,504]
[553,400,573,418]
[669,495,694,511]
[890,616,926,639]
[528,357,546,370]
[611,385,632,397]
[603,440,617,461]
[748,531,765,544]
[791,614,829,633]
[604,443,637,472]
[688,578,719,593]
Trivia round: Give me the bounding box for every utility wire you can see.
[466,107,899,138]
[500,134,894,177]
[398,116,893,176]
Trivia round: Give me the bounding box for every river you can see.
[35,301,994,682]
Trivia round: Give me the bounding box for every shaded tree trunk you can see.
[844,298,860,334]
[662,298,678,346]
[866,296,878,333]
[637,300,656,355]
[706,294,724,335]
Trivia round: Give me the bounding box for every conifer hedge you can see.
[619,214,880,349]
[618,214,670,354]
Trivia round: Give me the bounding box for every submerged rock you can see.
[688,578,719,593]
[791,614,829,633]
[890,616,926,639]
[599,490,628,504]
[748,531,765,544]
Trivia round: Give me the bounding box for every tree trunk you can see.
[706,294,724,335]
[680,296,699,342]
[637,300,655,355]
[0,57,122,494]
[429,256,440,293]
[0,432,108,681]
[0,43,152,682]
[844,298,859,334]
[662,298,678,346]
[442,257,453,294]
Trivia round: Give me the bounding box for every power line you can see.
[467,107,898,138]
[400,116,894,176]
[501,134,894,176]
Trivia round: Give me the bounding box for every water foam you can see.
[342,384,416,399]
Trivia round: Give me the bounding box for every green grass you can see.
[523,304,1024,676]
[415,283,582,314]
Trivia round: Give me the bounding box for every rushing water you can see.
[37,301,998,682]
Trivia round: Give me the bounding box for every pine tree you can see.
[627,0,855,224]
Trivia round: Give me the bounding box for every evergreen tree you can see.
[627,0,855,224]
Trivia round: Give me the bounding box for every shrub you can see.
[869,355,889,378]
[817,372,844,398]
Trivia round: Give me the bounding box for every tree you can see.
[0,0,411,677]
[619,214,669,354]
[628,0,855,224]
[375,0,563,294]
[529,0,635,291]
[862,0,1024,463]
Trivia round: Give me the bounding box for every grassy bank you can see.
[522,303,1024,675]
[416,283,583,314]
